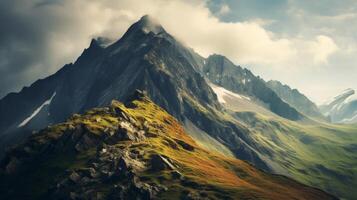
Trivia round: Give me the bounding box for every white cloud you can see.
[27,0,339,70]
[308,35,339,64]
[0,0,346,102]
[216,4,230,16]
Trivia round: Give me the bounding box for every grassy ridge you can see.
[0,95,335,199]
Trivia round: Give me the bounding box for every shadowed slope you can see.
[0,92,335,200]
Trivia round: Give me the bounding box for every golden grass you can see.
[22,96,334,200]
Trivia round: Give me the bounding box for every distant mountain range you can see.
[319,88,357,123]
[202,55,303,121]
[266,80,326,120]
[0,15,356,199]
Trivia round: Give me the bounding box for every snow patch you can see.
[18,92,56,128]
[345,93,357,104]
[209,83,250,104]
[322,88,355,106]
[340,112,357,123]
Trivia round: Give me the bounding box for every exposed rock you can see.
[75,134,99,152]
[89,168,97,178]
[150,154,175,171]
[104,121,146,143]
[175,139,194,151]
[4,157,21,174]
[171,170,183,179]
[118,157,129,171]
[69,171,81,183]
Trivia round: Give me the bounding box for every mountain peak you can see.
[88,38,102,50]
[340,88,355,96]
[324,88,355,105]
[136,15,164,34]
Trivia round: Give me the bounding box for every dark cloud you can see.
[0,0,94,98]
[0,0,142,98]
[0,1,57,97]
[0,0,356,103]
[35,0,62,7]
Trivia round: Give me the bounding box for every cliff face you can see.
[202,55,303,121]
[267,80,325,120]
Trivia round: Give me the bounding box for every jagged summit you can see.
[321,88,355,107]
[334,88,355,100]
[137,15,165,34]
[266,80,325,120]
[107,14,171,50]
[319,88,357,123]
[120,14,165,39]
[89,38,100,48]
[329,88,354,103]
[0,15,355,199]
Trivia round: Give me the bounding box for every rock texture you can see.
[202,54,303,121]
[0,94,336,200]
[267,80,325,120]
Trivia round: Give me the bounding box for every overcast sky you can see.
[0,0,356,104]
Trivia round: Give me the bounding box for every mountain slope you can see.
[202,54,303,121]
[0,93,335,200]
[0,15,217,154]
[0,15,356,199]
[266,80,325,120]
[0,15,275,174]
[319,88,357,123]
[209,83,357,199]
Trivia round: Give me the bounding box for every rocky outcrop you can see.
[202,54,303,121]
[0,96,337,200]
[49,145,165,200]
[0,95,184,199]
[267,80,325,120]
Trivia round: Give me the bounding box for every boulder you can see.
[75,134,99,152]
[150,154,175,171]
[175,139,194,151]
[118,157,129,171]
[69,171,81,183]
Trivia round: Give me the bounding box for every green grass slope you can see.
[225,96,357,199]
[0,92,335,200]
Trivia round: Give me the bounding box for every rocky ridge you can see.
[0,91,335,200]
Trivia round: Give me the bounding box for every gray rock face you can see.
[51,148,159,200]
[0,14,219,158]
[266,80,325,120]
[0,14,308,178]
[150,154,176,171]
[0,15,272,174]
[202,54,303,121]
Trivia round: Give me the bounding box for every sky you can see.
[0,0,356,104]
